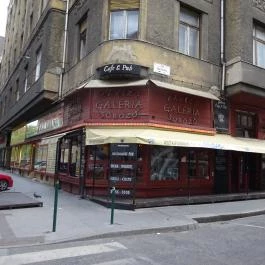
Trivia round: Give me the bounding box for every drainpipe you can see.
[221,0,225,97]
[58,0,70,99]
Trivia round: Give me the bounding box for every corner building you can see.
[1,0,265,204]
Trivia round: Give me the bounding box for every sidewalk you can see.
[1,170,265,248]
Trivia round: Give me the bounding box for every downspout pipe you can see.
[59,0,69,99]
[221,0,225,97]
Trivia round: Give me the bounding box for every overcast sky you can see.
[0,0,10,37]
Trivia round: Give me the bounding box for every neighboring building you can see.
[1,0,265,204]
[0,0,65,178]
[0,36,5,62]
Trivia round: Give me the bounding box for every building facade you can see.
[1,0,265,203]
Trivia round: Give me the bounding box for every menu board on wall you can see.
[214,100,229,133]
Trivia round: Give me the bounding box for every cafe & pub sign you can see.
[98,64,141,79]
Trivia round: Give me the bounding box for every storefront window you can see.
[150,147,210,181]
[136,144,143,182]
[11,146,20,167]
[34,145,48,171]
[58,136,82,177]
[59,139,70,173]
[88,145,109,179]
[197,152,209,179]
[20,144,32,169]
[70,139,81,177]
[188,151,196,178]
[150,146,179,181]
[188,150,209,179]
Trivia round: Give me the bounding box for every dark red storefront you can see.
[225,91,265,194]
[57,80,221,198]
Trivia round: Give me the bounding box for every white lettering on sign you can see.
[103,64,134,73]
[38,117,63,133]
[110,164,134,169]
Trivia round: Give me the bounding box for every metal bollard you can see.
[52,180,59,232]
[110,187,116,225]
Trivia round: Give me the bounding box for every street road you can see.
[1,214,265,265]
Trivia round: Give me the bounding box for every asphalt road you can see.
[1,214,265,265]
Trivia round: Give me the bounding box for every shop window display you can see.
[88,145,109,180]
[34,145,48,171]
[59,136,82,177]
[59,139,69,173]
[188,151,209,179]
[151,146,179,181]
[11,146,21,168]
[136,144,143,182]
[20,144,32,169]
[151,147,210,181]
[70,139,81,177]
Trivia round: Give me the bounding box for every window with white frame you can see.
[109,0,139,40]
[35,47,42,81]
[179,7,200,58]
[253,24,265,68]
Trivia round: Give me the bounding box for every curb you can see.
[193,209,265,223]
[45,223,199,245]
[0,223,198,249]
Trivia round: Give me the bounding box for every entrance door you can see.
[231,152,244,192]
[247,153,258,191]
[231,152,259,193]
[214,150,228,193]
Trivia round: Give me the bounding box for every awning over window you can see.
[40,133,66,145]
[86,127,265,153]
[84,79,219,100]
[84,79,148,88]
[150,80,219,100]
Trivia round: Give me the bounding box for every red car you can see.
[0,174,13,191]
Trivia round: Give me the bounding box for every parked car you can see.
[0,174,13,191]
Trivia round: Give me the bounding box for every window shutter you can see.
[110,0,140,10]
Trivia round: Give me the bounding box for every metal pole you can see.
[246,153,249,195]
[188,152,191,202]
[92,145,97,197]
[52,181,59,232]
[110,187,115,225]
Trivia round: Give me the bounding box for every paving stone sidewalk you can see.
[1,170,265,248]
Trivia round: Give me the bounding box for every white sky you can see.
[0,0,10,37]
